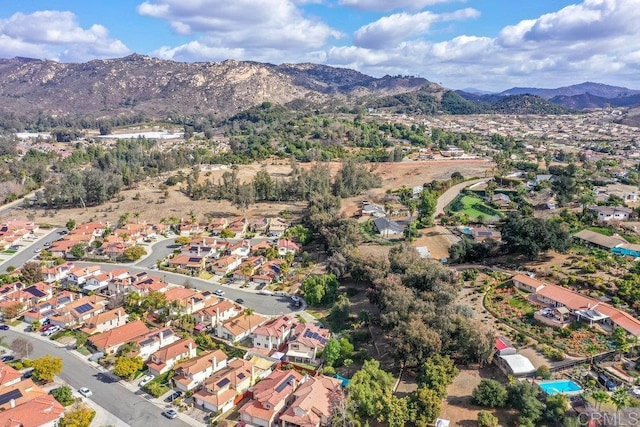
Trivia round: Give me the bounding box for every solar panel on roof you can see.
[275,375,295,393]
[75,303,94,314]
[303,330,312,338]
[216,378,231,388]
[0,389,22,405]
[58,297,71,304]
[26,287,46,298]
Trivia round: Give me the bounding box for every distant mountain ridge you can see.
[0,54,428,120]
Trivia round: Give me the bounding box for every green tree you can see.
[591,390,609,410]
[477,410,499,427]
[536,365,551,380]
[418,354,459,398]
[329,295,351,326]
[473,379,508,408]
[70,243,86,259]
[417,189,438,226]
[301,274,339,305]
[51,385,75,406]
[410,386,442,427]
[611,388,630,419]
[347,359,395,420]
[220,228,235,239]
[32,355,63,383]
[612,326,630,354]
[123,245,146,261]
[113,355,143,379]
[175,236,191,246]
[323,338,341,367]
[66,219,77,231]
[383,395,411,427]
[508,381,544,423]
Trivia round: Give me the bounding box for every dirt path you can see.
[435,178,486,217]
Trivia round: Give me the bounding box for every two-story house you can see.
[212,255,242,276]
[193,299,238,330]
[277,239,300,256]
[173,349,228,392]
[88,319,150,354]
[134,328,180,360]
[193,358,258,413]
[252,315,297,352]
[81,308,128,335]
[216,312,268,343]
[147,337,197,376]
[239,369,305,427]
[279,375,344,427]
[286,324,330,365]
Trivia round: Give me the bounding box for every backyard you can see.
[447,194,503,223]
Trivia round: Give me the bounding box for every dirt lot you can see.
[438,366,517,427]
[0,158,491,229]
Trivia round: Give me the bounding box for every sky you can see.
[0,0,639,91]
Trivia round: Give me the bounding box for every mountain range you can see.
[0,54,638,124]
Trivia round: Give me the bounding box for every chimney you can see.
[212,355,217,370]
[188,340,194,353]
[9,399,15,408]
[159,330,165,347]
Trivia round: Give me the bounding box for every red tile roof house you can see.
[252,315,297,352]
[47,294,108,329]
[227,218,248,237]
[41,262,74,283]
[193,358,259,414]
[172,349,228,392]
[512,274,547,293]
[66,265,102,286]
[239,369,305,427]
[0,394,65,427]
[279,375,344,427]
[0,361,23,387]
[80,308,128,335]
[207,218,228,236]
[168,254,206,273]
[233,256,265,282]
[147,337,198,376]
[88,319,150,354]
[193,299,238,331]
[134,328,180,360]
[212,255,242,276]
[22,291,76,325]
[216,312,268,343]
[251,218,270,234]
[278,239,301,256]
[165,287,217,315]
[227,240,252,258]
[267,217,288,237]
[286,324,330,365]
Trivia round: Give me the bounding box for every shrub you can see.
[477,411,499,427]
[473,379,508,408]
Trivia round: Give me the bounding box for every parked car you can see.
[43,326,60,336]
[162,408,178,419]
[1,355,14,362]
[0,325,9,330]
[139,375,154,387]
[235,298,245,304]
[22,370,34,379]
[164,391,183,402]
[78,387,92,398]
[40,324,56,332]
[598,374,617,391]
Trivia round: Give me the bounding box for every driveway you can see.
[435,178,486,217]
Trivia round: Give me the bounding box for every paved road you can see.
[0,329,190,427]
[75,261,297,316]
[135,238,180,269]
[0,228,65,273]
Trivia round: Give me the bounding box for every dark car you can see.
[164,391,183,402]
[0,325,9,330]
[22,370,34,379]
[235,298,245,304]
[1,355,14,362]
[598,374,617,391]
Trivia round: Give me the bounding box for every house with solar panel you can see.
[47,294,108,328]
[22,291,76,325]
[172,349,228,392]
[147,337,198,376]
[0,382,64,427]
[193,358,263,413]
[239,369,305,427]
[134,327,181,360]
[286,324,330,365]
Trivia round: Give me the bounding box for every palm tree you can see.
[591,389,609,410]
[610,388,629,419]
[243,308,255,341]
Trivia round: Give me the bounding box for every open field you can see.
[448,194,502,222]
[0,158,491,228]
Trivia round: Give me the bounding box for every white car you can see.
[214,289,225,296]
[139,375,154,387]
[78,387,92,398]
[43,326,60,336]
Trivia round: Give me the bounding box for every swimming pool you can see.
[538,380,583,395]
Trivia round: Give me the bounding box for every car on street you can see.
[1,355,14,362]
[44,242,52,247]
[0,325,9,330]
[235,298,245,304]
[139,375,154,387]
[162,409,178,419]
[78,387,92,398]
[164,391,183,402]
[214,289,225,296]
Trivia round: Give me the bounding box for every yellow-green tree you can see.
[113,355,143,379]
[32,355,63,383]
[60,403,95,427]
[123,245,146,261]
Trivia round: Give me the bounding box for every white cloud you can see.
[353,8,479,49]
[138,0,341,63]
[0,10,130,61]
[338,0,460,12]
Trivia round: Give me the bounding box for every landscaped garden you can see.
[447,194,503,223]
[485,283,610,357]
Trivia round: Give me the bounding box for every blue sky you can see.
[0,0,638,91]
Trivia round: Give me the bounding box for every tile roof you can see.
[279,375,343,427]
[0,394,64,427]
[88,319,150,351]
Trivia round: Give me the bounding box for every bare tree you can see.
[11,338,34,359]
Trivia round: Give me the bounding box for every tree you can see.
[347,360,395,419]
[243,308,255,338]
[501,213,570,258]
[612,326,630,354]
[1,302,24,320]
[51,385,75,406]
[323,338,342,367]
[610,388,630,419]
[591,390,609,410]
[417,189,438,226]
[20,261,43,284]
[329,295,351,326]
[70,243,86,259]
[301,274,339,305]
[175,236,191,246]
[383,395,411,427]
[11,337,34,359]
[477,410,499,427]
[66,219,77,231]
[508,381,544,423]
[31,319,41,332]
[32,355,63,383]
[220,228,235,239]
[60,402,95,427]
[418,355,459,398]
[473,379,508,408]
[536,365,551,380]
[410,386,441,427]
[113,355,143,379]
[123,245,146,261]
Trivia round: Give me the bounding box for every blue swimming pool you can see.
[538,380,583,395]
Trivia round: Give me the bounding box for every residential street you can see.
[0,327,192,427]
[0,228,65,273]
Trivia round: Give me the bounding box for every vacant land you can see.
[448,194,502,222]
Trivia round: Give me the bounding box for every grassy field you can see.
[448,195,502,221]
